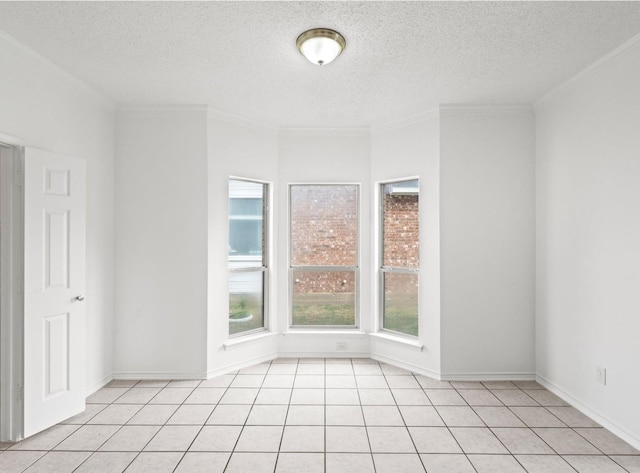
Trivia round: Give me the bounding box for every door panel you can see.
[23,147,85,438]
[44,209,70,289]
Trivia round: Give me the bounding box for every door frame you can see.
[0,132,25,442]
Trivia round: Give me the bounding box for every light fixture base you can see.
[296,28,346,66]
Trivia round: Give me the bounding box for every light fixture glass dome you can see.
[296,28,346,66]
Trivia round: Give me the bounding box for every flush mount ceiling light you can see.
[296,28,346,66]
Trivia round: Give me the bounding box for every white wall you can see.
[370,115,441,376]
[277,130,372,356]
[114,108,208,378]
[536,38,640,446]
[0,32,115,392]
[207,113,279,374]
[440,106,535,379]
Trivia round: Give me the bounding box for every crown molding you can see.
[0,30,115,112]
[207,109,278,133]
[117,106,277,134]
[535,31,640,111]
[279,127,370,136]
[117,104,209,118]
[439,103,533,116]
[0,132,24,147]
[371,108,440,134]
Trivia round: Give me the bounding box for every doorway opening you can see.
[0,139,24,442]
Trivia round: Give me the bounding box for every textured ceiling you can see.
[1,1,640,127]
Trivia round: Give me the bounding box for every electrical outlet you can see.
[336,341,348,351]
[596,366,607,385]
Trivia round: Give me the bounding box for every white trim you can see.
[206,353,278,379]
[114,354,282,381]
[536,31,640,110]
[377,175,421,186]
[278,351,371,359]
[374,175,421,338]
[370,353,441,379]
[0,143,24,442]
[223,331,278,350]
[0,30,115,111]
[226,176,272,336]
[369,332,424,351]
[537,374,640,451]
[440,371,536,381]
[287,182,362,331]
[287,181,363,187]
[282,330,367,338]
[229,175,273,186]
[208,109,278,133]
[112,370,209,381]
[0,133,24,147]
[440,104,533,116]
[371,108,439,134]
[372,182,382,335]
[279,127,370,136]
[85,374,113,397]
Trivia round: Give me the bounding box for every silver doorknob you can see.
[75,295,85,302]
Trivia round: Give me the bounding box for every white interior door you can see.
[23,147,86,438]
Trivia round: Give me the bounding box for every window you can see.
[228,178,268,337]
[290,184,359,327]
[380,179,419,337]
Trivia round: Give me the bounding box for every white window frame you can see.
[228,177,270,339]
[378,176,420,339]
[288,183,360,330]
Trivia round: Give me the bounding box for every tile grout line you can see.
[355,359,378,473]
[22,382,138,459]
[448,381,593,472]
[6,359,638,473]
[47,383,143,473]
[324,359,327,473]
[273,358,300,473]
[450,382,534,472]
[68,379,192,473]
[383,368,426,473]
[220,362,270,472]
[90,377,207,472]
[165,375,223,473]
[452,381,573,472]
[417,375,480,473]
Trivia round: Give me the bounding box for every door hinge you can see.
[15,169,23,187]
[17,384,23,402]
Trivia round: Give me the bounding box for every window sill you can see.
[369,332,424,351]
[283,330,367,338]
[224,331,278,350]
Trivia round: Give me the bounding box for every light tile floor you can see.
[1,358,639,472]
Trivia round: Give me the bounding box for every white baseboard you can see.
[278,351,370,359]
[206,352,278,379]
[536,374,640,451]
[370,353,441,379]
[85,373,113,396]
[112,370,208,380]
[441,371,536,381]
